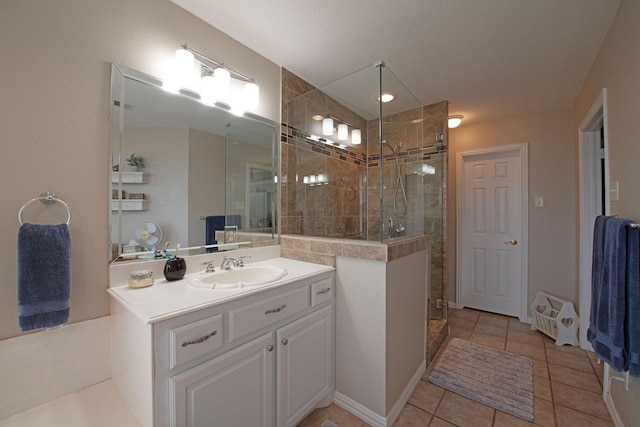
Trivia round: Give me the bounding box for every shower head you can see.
[382,140,402,154]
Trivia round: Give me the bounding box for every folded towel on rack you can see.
[205,215,224,252]
[588,216,631,371]
[17,223,71,331]
[627,223,640,377]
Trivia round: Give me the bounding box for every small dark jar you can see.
[164,257,187,281]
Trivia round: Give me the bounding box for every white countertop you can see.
[107,257,334,324]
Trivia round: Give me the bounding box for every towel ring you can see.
[18,192,71,225]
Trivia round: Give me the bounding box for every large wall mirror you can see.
[109,64,277,263]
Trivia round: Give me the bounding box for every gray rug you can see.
[428,338,534,421]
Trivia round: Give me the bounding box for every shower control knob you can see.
[504,239,518,245]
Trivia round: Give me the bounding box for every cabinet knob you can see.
[266,344,274,352]
[281,339,288,346]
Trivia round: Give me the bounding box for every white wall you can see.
[573,0,640,422]
[335,252,426,423]
[120,127,189,248]
[385,251,427,414]
[448,108,576,313]
[0,0,280,340]
[188,128,226,246]
[0,318,111,419]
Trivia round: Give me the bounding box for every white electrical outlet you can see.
[534,196,544,208]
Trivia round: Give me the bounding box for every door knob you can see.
[504,239,518,245]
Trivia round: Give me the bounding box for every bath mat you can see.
[320,421,339,427]
[428,338,534,421]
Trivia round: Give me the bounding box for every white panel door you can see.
[460,148,524,317]
[276,306,332,427]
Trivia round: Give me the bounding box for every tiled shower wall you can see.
[281,68,448,319]
[281,68,369,239]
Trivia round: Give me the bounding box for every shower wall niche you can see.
[281,63,448,336]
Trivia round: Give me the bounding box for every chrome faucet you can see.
[220,256,243,270]
[201,260,216,273]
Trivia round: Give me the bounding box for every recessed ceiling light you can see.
[312,114,324,121]
[378,93,395,103]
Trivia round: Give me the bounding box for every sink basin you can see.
[189,265,288,289]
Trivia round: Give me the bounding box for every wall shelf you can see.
[112,171,144,183]
[111,200,147,211]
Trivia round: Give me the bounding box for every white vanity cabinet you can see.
[110,265,334,427]
[169,332,275,427]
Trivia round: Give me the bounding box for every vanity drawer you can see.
[311,277,333,307]
[169,314,224,369]
[228,286,309,343]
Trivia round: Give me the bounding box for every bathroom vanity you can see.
[108,256,334,427]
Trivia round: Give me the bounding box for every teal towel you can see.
[17,223,71,331]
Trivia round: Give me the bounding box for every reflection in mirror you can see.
[109,64,277,263]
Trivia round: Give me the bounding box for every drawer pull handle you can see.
[265,304,286,315]
[281,338,288,345]
[317,287,332,295]
[267,344,274,352]
[182,330,217,347]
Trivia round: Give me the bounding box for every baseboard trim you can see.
[334,360,426,427]
[334,392,386,427]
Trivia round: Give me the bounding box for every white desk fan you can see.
[132,220,163,253]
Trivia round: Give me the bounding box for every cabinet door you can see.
[169,332,274,427]
[276,305,333,427]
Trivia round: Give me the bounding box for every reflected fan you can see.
[133,220,163,251]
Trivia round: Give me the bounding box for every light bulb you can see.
[199,75,216,105]
[243,82,259,111]
[322,118,334,136]
[214,68,231,103]
[337,124,348,140]
[175,48,195,88]
[351,129,361,145]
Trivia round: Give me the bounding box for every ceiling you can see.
[171,0,621,126]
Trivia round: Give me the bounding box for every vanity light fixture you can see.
[318,115,361,145]
[168,44,260,113]
[448,115,463,128]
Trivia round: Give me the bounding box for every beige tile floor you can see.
[299,308,614,427]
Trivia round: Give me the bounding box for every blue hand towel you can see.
[17,223,71,331]
[205,215,224,253]
[626,225,640,377]
[587,216,630,371]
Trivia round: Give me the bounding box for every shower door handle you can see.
[504,239,518,245]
